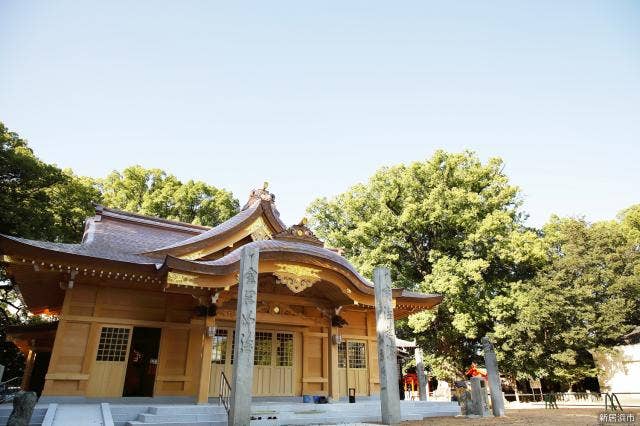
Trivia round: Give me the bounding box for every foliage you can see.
[0,123,99,243]
[99,165,239,226]
[0,122,99,379]
[492,216,640,383]
[308,150,546,379]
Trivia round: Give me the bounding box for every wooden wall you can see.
[43,280,204,397]
[42,280,382,398]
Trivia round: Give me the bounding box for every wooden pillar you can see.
[21,350,35,390]
[197,315,215,404]
[328,325,340,401]
[229,246,259,426]
[373,267,401,425]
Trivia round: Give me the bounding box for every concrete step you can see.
[127,422,226,426]
[137,413,227,423]
[148,406,227,415]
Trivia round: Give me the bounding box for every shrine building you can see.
[0,187,442,403]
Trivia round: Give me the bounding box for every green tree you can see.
[0,122,100,379]
[492,215,640,384]
[0,124,99,243]
[308,150,545,379]
[99,165,239,226]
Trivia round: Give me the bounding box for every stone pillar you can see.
[482,336,505,417]
[373,267,401,425]
[7,391,37,426]
[228,246,259,426]
[470,376,490,417]
[415,348,427,401]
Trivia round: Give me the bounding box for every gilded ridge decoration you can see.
[246,216,273,241]
[273,263,321,293]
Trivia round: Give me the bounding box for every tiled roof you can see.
[0,234,162,267]
[146,199,262,253]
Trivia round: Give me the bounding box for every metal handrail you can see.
[503,391,640,409]
[219,371,231,415]
[0,377,23,404]
[605,393,624,412]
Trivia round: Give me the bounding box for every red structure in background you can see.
[466,362,488,380]
[403,372,419,388]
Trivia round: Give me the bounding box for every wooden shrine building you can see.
[0,187,441,402]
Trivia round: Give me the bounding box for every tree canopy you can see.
[99,165,239,226]
[492,215,640,383]
[308,150,639,385]
[308,151,546,378]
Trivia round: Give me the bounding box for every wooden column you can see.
[328,325,340,401]
[21,350,35,391]
[229,246,259,426]
[197,315,215,404]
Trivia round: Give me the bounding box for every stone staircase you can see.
[124,404,227,426]
[249,400,460,424]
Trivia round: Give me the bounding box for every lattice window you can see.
[276,333,293,367]
[96,327,130,362]
[347,341,367,369]
[254,332,272,366]
[338,341,347,368]
[212,329,228,364]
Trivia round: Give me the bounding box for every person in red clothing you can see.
[465,362,488,380]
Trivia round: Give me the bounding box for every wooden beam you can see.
[63,315,198,329]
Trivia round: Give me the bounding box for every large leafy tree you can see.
[492,215,640,384]
[0,122,99,379]
[308,150,545,379]
[99,165,239,226]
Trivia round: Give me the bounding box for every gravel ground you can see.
[402,408,637,425]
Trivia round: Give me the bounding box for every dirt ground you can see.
[403,408,636,425]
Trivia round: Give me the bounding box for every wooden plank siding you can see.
[42,281,381,399]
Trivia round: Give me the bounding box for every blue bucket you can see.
[302,395,312,403]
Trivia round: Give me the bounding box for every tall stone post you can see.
[228,246,259,426]
[482,336,505,417]
[470,376,490,417]
[415,348,427,401]
[373,267,401,425]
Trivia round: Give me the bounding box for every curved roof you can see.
[143,193,286,257]
[165,239,442,304]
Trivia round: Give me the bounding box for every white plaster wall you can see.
[593,344,640,393]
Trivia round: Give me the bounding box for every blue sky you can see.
[1,1,638,227]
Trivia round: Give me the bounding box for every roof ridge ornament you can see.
[274,220,324,246]
[242,183,275,210]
